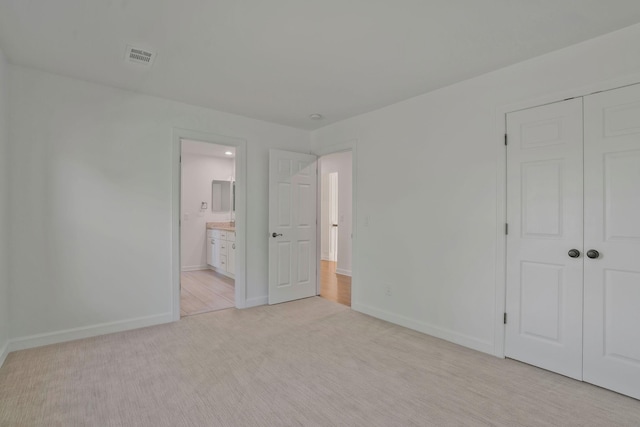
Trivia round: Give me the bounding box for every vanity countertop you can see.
[206,222,236,232]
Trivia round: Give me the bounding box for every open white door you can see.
[268,149,317,304]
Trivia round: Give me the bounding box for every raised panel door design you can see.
[584,84,640,400]
[603,100,640,137]
[277,242,291,287]
[505,98,584,380]
[519,262,563,343]
[278,183,291,227]
[521,160,564,238]
[268,149,317,304]
[278,159,291,175]
[604,150,640,242]
[603,270,640,365]
[297,160,310,175]
[520,117,564,148]
[297,240,310,284]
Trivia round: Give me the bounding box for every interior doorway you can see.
[180,139,237,316]
[318,151,353,307]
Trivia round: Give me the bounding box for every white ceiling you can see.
[1,1,640,130]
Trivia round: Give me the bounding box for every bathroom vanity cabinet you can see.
[206,228,236,278]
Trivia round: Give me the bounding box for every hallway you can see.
[319,260,351,307]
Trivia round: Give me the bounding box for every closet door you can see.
[583,84,640,400]
[505,98,584,380]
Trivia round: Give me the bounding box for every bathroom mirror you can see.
[211,179,234,212]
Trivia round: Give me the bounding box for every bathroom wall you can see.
[181,144,235,270]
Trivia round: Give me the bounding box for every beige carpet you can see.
[1,297,639,426]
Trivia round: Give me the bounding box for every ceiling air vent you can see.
[125,45,156,66]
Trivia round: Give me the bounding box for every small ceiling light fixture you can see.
[225,151,233,156]
[309,113,324,120]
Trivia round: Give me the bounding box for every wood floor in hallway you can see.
[320,260,351,307]
[180,269,234,317]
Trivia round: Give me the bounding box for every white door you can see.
[583,84,640,399]
[505,98,584,380]
[268,149,317,304]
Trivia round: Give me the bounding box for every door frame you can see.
[171,128,248,321]
[313,140,358,305]
[493,73,640,358]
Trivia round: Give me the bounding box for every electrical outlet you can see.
[385,284,392,296]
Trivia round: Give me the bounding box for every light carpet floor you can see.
[1,297,639,426]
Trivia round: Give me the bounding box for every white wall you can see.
[8,66,310,342]
[320,151,352,275]
[0,48,10,361]
[181,152,234,270]
[311,23,640,355]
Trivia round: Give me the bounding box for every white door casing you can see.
[583,84,640,400]
[505,98,584,380]
[269,149,318,305]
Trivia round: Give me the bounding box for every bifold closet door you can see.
[505,98,584,380]
[583,84,640,400]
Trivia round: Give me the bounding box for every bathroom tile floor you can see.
[180,270,235,317]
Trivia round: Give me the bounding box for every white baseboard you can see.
[0,340,9,368]
[181,265,210,272]
[335,268,352,277]
[8,312,174,353]
[245,296,268,308]
[352,302,494,355]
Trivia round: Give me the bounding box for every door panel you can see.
[519,261,564,343]
[505,98,584,380]
[269,149,317,304]
[521,160,564,237]
[583,84,640,399]
[603,151,640,241]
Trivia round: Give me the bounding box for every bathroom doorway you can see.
[319,151,353,307]
[180,139,236,316]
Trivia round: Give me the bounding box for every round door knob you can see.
[587,249,600,259]
[568,249,580,258]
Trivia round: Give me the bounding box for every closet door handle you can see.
[587,249,600,259]
[568,249,580,258]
